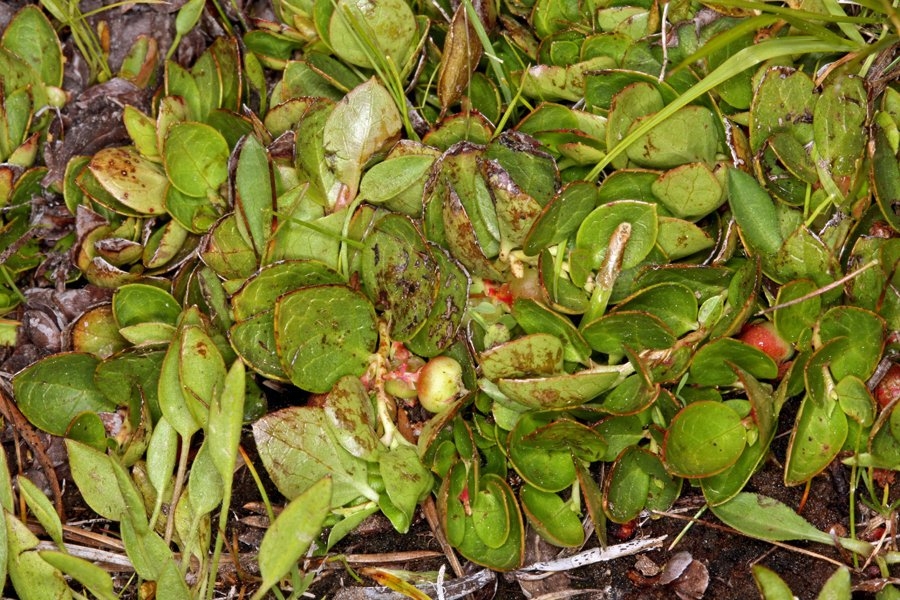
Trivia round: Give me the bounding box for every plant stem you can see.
[166,434,192,545]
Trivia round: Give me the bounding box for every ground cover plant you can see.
[0,0,899,597]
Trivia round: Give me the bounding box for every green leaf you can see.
[689,337,778,386]
[208,360,246,484]
[18,476,63,548]
[480,334,564,380]
[1,6,62,87]
[378,445,433,533]
[323,375,381,461]
[6,512,71,600]
[187,442,223,517]
[405,245,470,357]
[113,284,181,328]
[38,551,117,600]
[89,147,169,215]
[624,106,720,169]
[784,393,847,486]
[816,567,851,600]
[752,565,795,600]
[711,493,872,556]
[497,367,629,409]
[575,200,658,270]
[520,485,584,547]
[158,332,201,439]
[13,353,116,436]
[663,401,747,478]
[360,214,438,341]
[146,417,178,502]
[235,135,274,255]
[523,181,597,256]
[328,0,417,69]
[814,75,867,182]
[322,78,402,200]
[274,285,377,393]
[179,325,226,427]
[256,477,332,598]
[120,514,171,580]
[156,560,192,600]
[253,407,377,506]
[164,122,230,197]
[727,168,783,256]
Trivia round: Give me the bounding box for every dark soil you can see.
[0,2,897,599]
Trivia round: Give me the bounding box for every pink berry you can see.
[738,321,793,364]
[875,364,900,409]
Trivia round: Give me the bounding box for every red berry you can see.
[738,321,793,364]
[875,364,900,409]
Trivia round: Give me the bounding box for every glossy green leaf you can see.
[508,413,576,491]
[497,366,629,409]
[12,353,115,436]
[689,337,778,386]
[274,284,377,393]
[235,135,274,255]
[164,122,230,198]
[523,180,597,256]
[1,6,62,87]
[113,284,181,328]
[784,393,847,486]
[773,279,820,345]
[451,472,524,571]
[360,154,436,216]
[700,366,779,505]
[656,217,715,261]
[605,447,679,523]
[520,485,584,547]
[582,311,676,355]
[575,200,658,270]
[614,283,698,337]
[70,306,128,358]
[663,401,747,478]
[323,78,402,200]
[480,333,564,380]
[816,306,884,381]
[323,376,380,461]
[727,167,783,256]
[512,298,592,364]
[360,214,437,341]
